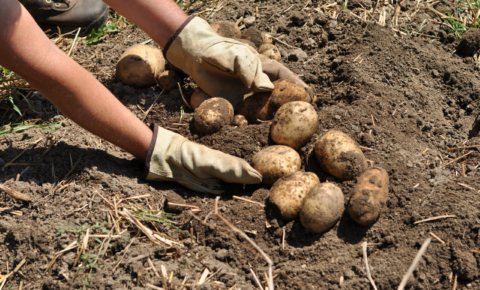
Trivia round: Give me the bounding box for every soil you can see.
[1,0,480,289]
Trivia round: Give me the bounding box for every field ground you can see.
[1,0,480,289]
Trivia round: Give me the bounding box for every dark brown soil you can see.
[2,0,480,289]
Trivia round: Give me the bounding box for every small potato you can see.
[271,102,318,150]
[194,97,234,134]
[252,145,301,185]
[210,21,241,38]
[241,27,270,48]
[236,92,275,124]
[348,167,389,226]
[157,70,181,91]
[315,130,368,181]
[258,44,281,61]
[233,115,248,126]
[300,183,344,234]
[116,44,165,87]
[270,171,320,221]
[271,79,310,111]
[190,88,211,110]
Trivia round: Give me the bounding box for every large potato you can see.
[315,130,368,181]
[252,145,301,185]
[236,92,275,124]
[270,171,320,221]
[300,183,344,234]
[190,88,211,110]
[194,98,234,134]
[116,44,165,87]
[241,27,273,47]
[348,167,389,226]
[270,101,318,150]
[270,79,310,111]
[210,21,241,38]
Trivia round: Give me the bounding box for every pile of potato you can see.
[115,21,390,235]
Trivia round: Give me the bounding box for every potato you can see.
[270,102,318,150]
[190,88,211,110]
[116,44,165,87]
[157,70,181,91]
[270,171,320,221]
[315,130,368,181]
[233,115,248,126]
[270,79,310,111]
[236,92,275,124]
[194,97,234,134]
[241,27,272,47]
[300,183,344,234]
[252,145,301,185]
[259,44,281,61]
[210,21,241,38]
[348,167,389,226]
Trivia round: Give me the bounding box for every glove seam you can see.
[163,15,197,59]
[142,123,158,179]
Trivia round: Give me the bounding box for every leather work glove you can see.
[144,124,262,194]
[259,55,316,103]
[164,16,274,109]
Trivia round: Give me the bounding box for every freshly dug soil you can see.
[1,0,480,289]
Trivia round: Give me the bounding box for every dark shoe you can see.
[20,0,108,36]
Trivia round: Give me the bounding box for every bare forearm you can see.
[0,0,152,159]
[104,0,188,47]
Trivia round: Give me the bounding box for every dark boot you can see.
[20,0,108,36]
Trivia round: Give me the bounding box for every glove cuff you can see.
[163,15,197,58]
[142,123,159,179]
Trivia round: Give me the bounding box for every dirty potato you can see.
[252,145,301,185]
[300,183,344,234]
[315,130,368,181]
[270,101,318,150]
[210,21,241,38]
[194,97,234,134]
[270,79,311,111]
[241,27,273,47]
[190,88,211,110]
[116,44,165,87]
[270,171,320,221]
[258,44,281,61]
[233,115,248,126]
[157,70,181,91]
[348,167,389,226]
[236,92,275,124]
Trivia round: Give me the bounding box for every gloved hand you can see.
[164,16,274,109]
[144,124,262,194]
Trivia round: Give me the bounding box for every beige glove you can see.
[164,16,274,109]
[144,124,262,194]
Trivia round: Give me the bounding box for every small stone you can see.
[216,249,229,260]
[243,16,256,26]
[417,272,426,282]
[287,48,308,62]
[301,264,306,268]
[406,161,413,168]
[334,115,341,120]
[164,192,187,213]
[466,164,476,172]
[351,125,359,131]
[343,269,355,279]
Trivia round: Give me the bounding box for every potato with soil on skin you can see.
[194,97,234,134]
[252,145,301,185]
[233,115,248,126]
[157,70,181,91]
[348,167,389,226]
[236,92,275,124]
[270,79,311,111]
[241,27,273,47]
[210,21,241,38]
[300,182,344,234]
[270,171,320,221]
[116,44,165,87]
[190,88,211,110]
[315,130,368,181]
[270,101,318,150]
[259,44,281,61]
